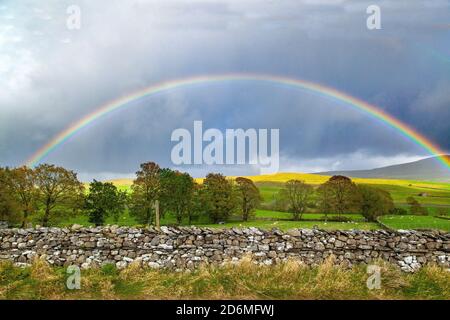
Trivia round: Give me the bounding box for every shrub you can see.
[358,185,394,222]
[436,207,449,217]
[328,215,352,222]
[406,197,428,216]
[390,207,408,215]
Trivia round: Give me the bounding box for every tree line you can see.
[271,175,435,221]
[0,162,261,227]
[273,175,395,222]
[0,162,429,227]
[0,165,84,227]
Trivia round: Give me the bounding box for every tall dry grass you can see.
[0,257,448,300]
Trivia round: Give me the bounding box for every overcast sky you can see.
[1,0,449,180]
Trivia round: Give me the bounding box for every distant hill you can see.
[109,173,331,187]
[109,171,449,191]
[107,156,450,188]
[315,156,450,182]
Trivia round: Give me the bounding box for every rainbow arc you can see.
[26,73,450,170]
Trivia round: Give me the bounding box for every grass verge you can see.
[0,257,448,300]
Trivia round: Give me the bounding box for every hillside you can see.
[109,172,450,191]
[108,173,332,187]
[315,156,450,182]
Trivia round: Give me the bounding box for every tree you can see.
[34,164,84,227]
[358,185,394,222]
[129,162,161,226]
[7,166,38,227]
[390,207,408,215]
[235,177,261,222]
[202,173,236,223]
[317,176,360,218]
[188,182,206,224]
[279,180,313,221]
[436,207,449,217]
[317,182,333,222]
[85,180,127,226]
[406,196,428,216]
[0,168,21,225]
[159,168,195,224]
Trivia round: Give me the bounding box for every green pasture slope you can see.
[57,209,379,231]
[257,181,450,207]
[106,174,450,232]
[58,208,449,231]
[257,180,450,231]
[379,215,450,231]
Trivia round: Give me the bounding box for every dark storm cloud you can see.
[0,0,449,179]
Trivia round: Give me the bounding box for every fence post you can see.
[155,200,160,231]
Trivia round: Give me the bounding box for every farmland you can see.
[110,172,450,206]
[4,168,449,231]
[106,173,450,232]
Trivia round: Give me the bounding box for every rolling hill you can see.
[109,171,450,191]
[315,156,450,182]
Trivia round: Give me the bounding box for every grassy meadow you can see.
[110,172,450,206]
[98,173,450,232]
[379,215,450,231]
[54,208,450,231]
[53,209,378,231]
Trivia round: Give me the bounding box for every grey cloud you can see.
[0,0,449,179]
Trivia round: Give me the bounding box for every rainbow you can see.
[26,73,450,170]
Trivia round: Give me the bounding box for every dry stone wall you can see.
[0,226,448,272]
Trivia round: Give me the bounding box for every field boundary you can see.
[1,226,448,273]
[376,217,394,231]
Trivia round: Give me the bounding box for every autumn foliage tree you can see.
[317,176,360,218]
[7,166,38,227]
[235,177,261,222]
[188,182,206,224]
[0,168,21,225]
[317,180,333,222]
[129,162,161,226]
[34,164,84,227]
[279,179,313,221]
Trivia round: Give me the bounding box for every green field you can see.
[51,208,450,232]
[98,173,450,232]
[54,209,371,229]
[256,182,450,207]
[202,220,379,231]
[252,210,365,221]
[111,175,450,208]
[380,215,450,231]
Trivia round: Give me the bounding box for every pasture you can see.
[107,173,450,232]
[379,215,450,231]
[111,172,450,206]
[54,208,450,232]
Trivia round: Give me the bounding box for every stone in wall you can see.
[0,226,448,272]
